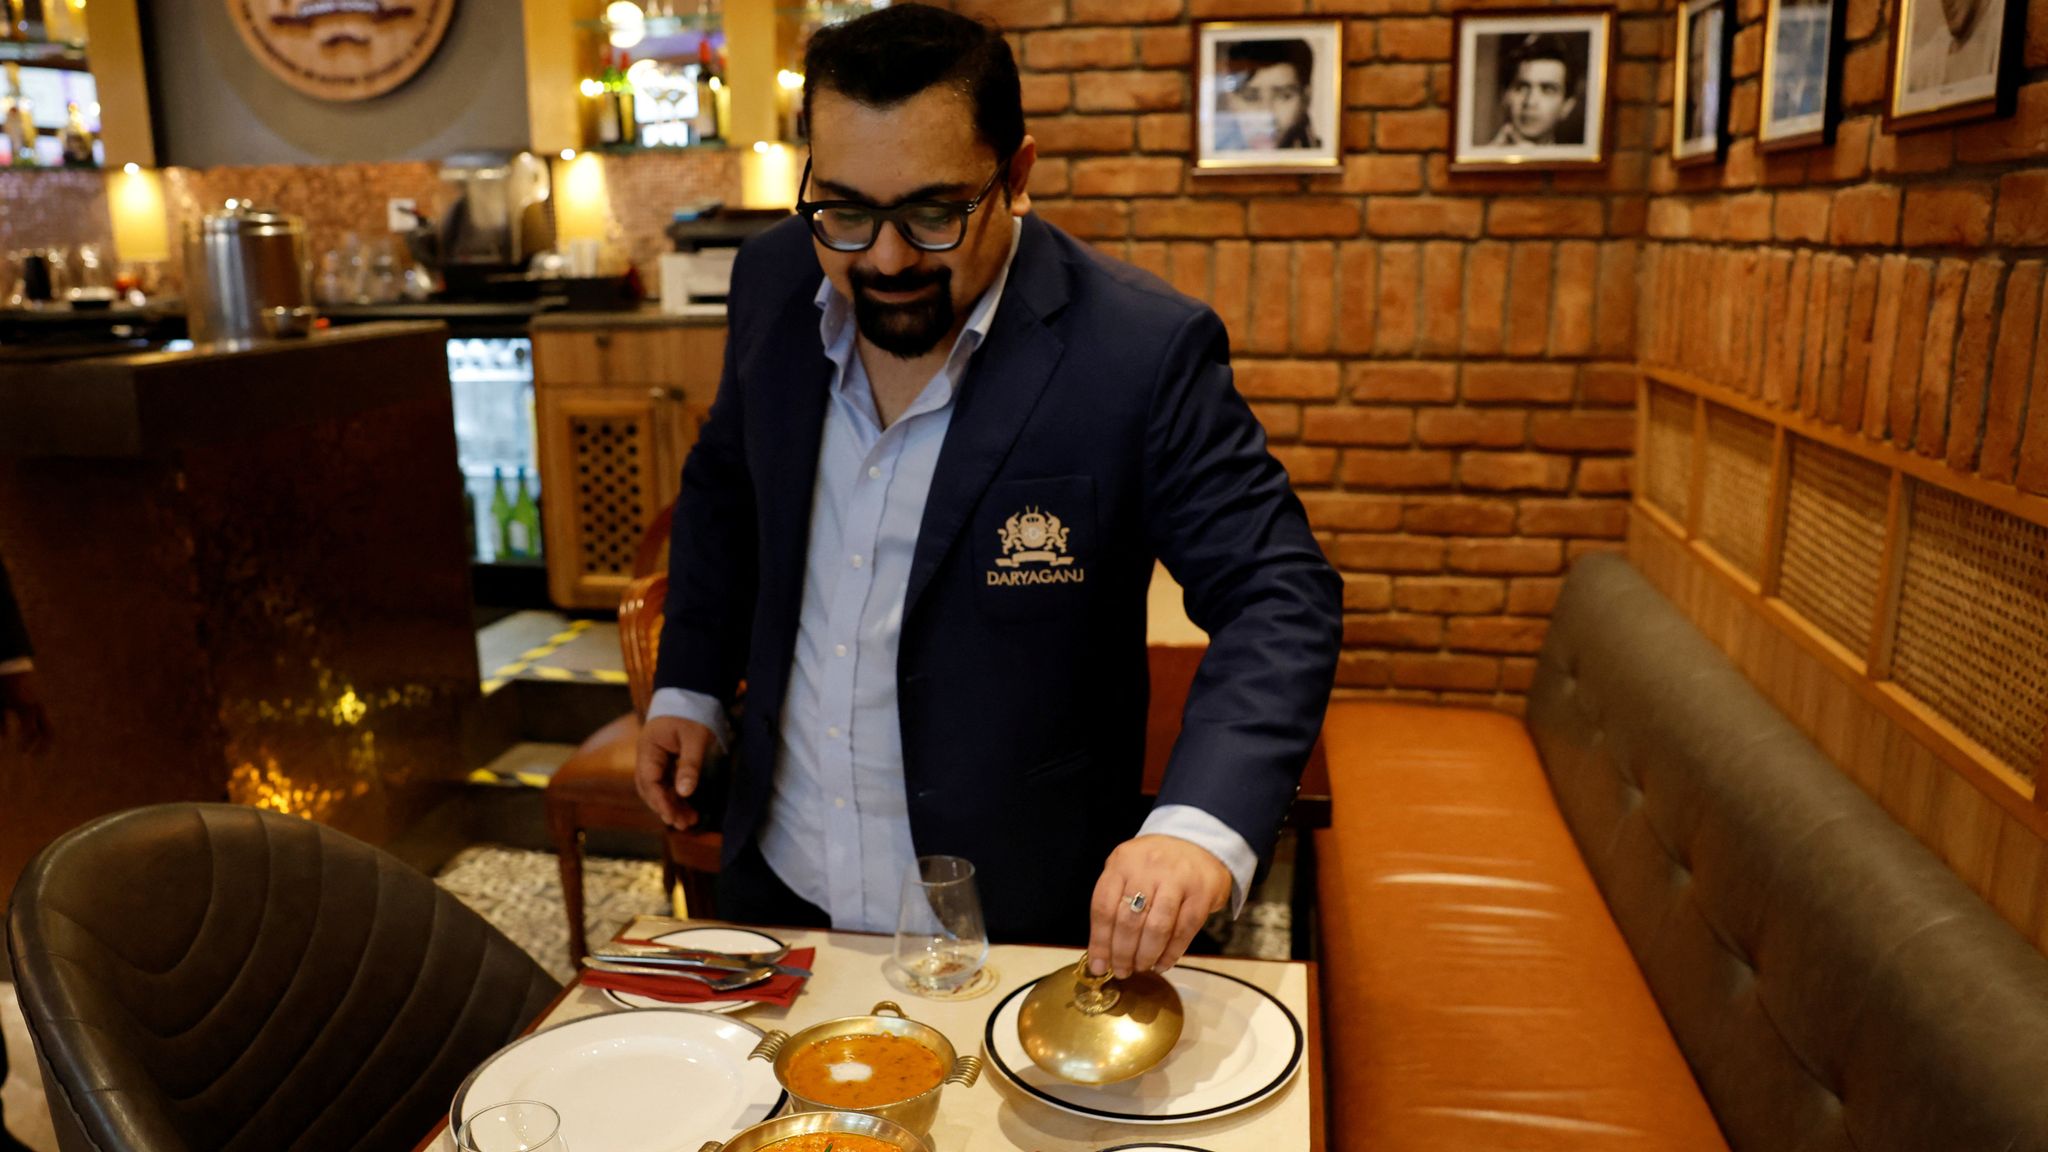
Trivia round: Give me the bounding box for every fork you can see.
[581,957,774,993]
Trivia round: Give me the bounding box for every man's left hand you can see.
[1087,834,1232,978]
[0,670,51,755]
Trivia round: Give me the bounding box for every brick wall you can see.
[1640,0,2048,493]
[952,0,1666,713]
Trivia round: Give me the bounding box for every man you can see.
[635,4,1340,980]
[1684,7,1716,144]
[1,556,45,1152]
[1215,39,1321,151]
[0,560,45,755]
[1490,33,1583,147]
[1906,0,2002,94]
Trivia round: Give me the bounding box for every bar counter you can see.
[0,323,479,894]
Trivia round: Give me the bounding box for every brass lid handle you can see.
[1071,957,1120,1016]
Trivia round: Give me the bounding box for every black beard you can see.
[851,266,955,358]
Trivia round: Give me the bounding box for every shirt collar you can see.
[815,215,1025,384]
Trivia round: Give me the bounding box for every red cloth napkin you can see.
[581,947,816,1008]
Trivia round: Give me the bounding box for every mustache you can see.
[851,266,950,296]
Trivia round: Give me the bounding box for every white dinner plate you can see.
[451,1009,785,1151]
[599,927,788,1013]
[984,966,1303,1125]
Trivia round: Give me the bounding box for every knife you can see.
[581,957,774,992]
[592,943,812,978]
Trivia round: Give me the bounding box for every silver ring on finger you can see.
[1126,891,1147,914]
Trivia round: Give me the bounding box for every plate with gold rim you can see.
[983,965,1302,1124]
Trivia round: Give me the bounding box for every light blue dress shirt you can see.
[651,220,1256,933]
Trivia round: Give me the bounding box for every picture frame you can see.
[1759,0,1847,150]
[1674,0,1734,165]
[1450,8,1616,172]
[1884,0,2025,132]
[1192,19,1344,174]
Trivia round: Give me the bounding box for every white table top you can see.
[423,917,1320,1152]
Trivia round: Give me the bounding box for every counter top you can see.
[0,321,452,459]
[322,302,551,323]
[529,304,726,330]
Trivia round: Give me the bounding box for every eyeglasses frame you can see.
[794,155,1011,253]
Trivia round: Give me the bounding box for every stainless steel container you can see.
[184,204,316,344]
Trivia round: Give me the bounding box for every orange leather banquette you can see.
[1316,701,1728,1151]
[1314,555,2048,1152]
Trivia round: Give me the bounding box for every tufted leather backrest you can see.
[1527,554,2048,1152]
[7,804,561,1152]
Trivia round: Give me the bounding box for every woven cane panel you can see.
[570,417,653,578]
[1697,404,1775,579]
[1893,487,2048,782]
[1644,384,1695,521]
[1778,439,1889,655]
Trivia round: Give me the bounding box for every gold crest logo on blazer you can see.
[988,506,1085,586]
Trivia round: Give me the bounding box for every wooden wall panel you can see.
[1630,513,2048,957]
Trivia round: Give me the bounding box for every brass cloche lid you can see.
[1015,956,1184,1085]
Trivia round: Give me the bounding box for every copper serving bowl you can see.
[748,1001,980,1137]
[696,1109,931,1152]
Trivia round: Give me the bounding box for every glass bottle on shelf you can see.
[461,468,479,560]
[3,64,38,167]
[511,468,543,561]
[613,52,639,147]
[596,50,624,146]
[490,466,514,559]
[692,39,722,144]
[60,101,94,167]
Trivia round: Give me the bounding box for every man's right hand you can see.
[635,714,716,830]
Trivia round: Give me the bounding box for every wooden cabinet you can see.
[532,320,726,610]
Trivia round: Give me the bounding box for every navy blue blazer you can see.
[656,213,1342,943]
[0,557,28,665]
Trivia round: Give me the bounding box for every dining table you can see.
[413,915,1325,1152]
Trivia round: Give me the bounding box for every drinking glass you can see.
[455,1101,568,1152]
[894,855,988,994]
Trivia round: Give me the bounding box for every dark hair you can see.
[1221,38,1315,88]
[1501,32,1581,95]
[802,4,1025,162]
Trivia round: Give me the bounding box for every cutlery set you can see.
[581,940,811,993]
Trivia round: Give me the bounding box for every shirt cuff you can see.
[1139,803,1259,918]
[0,657,31,676]
[647,687,733,752]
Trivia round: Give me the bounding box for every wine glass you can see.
[894,855,988,994]
[456,1101,567,1152]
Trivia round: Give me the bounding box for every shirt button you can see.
[834,797,847,809]
[827,725,841,739]
[868,466,882,480]
[850,554,864,569]
[834,644,847,658]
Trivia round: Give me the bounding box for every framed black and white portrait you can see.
[1885,0,2024,131]
[1451,8,1614,171]
[1760,0,1845,149]
[1674,0,1733,164]
[1194,20,1343,173]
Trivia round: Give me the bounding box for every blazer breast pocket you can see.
[973,475,1097,626]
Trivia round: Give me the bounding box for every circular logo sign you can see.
[226,0,457,102]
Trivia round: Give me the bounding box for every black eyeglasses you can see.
[795,156,1007,253]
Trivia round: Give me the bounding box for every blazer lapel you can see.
[751,280,834,628]
[903,215,1072,618]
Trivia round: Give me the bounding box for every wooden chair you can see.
[545,503,724,969]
